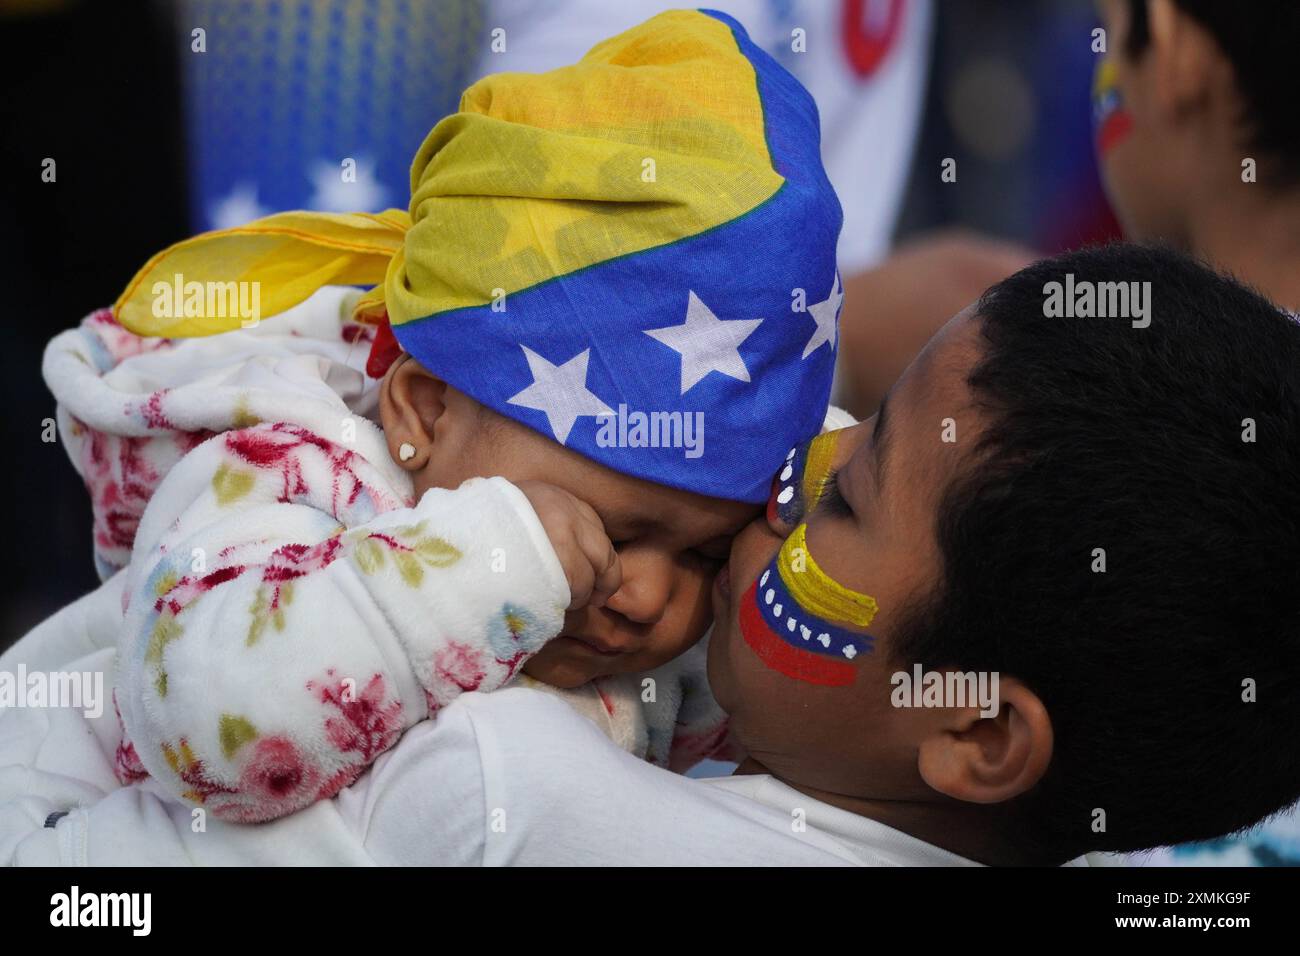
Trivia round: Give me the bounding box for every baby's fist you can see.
[516,480,621,610]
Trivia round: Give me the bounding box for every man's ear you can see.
[379,354,447,470]
[914,675,1053,805]
[1146,0,1230,122]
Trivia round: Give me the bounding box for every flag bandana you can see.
[113,9,844,504]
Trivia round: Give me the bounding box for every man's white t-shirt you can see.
[350,688,980,866]
[5,687,981,866]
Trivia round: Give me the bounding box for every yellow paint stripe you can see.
[800,430,840,509]
[777,522,878,628]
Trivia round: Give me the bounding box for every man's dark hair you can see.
[893,243,1300,862]
[1124,0,1300,179]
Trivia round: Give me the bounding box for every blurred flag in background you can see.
[179,0,484,230]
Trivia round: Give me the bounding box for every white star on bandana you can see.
[801,272,843,359]
[507,346,614,445]
[645,291,763,394]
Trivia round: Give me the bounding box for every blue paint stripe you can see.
[757,558,875,659]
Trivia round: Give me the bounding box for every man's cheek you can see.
[737,523,880,688]
[729,520,783,584]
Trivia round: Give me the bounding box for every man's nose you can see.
[602,546,673,625]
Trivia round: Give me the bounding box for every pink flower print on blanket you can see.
[85,307,174,365]
[141,519,463,698]
[163,730,320,824]
[111,690,149,785]
[309,671,404,763]
[236,736,322,817]
[157,672,404,823]
[162,729,326,824]
[84,430,158,556]
[142,534,345,692]
[307,670,405,800]
[424,641,489,715]
[73,422,214,574]
[245,535,347,646]
[241,522,466,646]
[221,422,403,518]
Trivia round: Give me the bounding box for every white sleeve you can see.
[2,699,489,866]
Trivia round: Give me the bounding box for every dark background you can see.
[1,0,188,642]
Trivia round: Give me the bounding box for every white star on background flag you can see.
[507,346,614,445]
[308,157,389,213]
[801,272,843,359]
[209,182,270,230]
[645,291,763,394]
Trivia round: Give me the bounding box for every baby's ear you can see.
[379,355,448,469]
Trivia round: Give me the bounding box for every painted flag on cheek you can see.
[1092,57,1134,155]
[740,522,878,687]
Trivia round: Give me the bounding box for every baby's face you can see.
[398,376,758,688]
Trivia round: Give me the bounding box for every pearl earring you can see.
[399,442,417,462]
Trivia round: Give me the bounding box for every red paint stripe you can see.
[738,582,856,687]
[1097,109,1134,155]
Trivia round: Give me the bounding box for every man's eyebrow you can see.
[872,390,893,491]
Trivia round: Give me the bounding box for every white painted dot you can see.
[786,447,797,460]
[773,603,783,617]
[818,633,831,648]
[779,464,794,482]
[760,569,770,587]
[799,625,811,641]
[843,645,858,660]
[786,617,797,632]
[764,589,774,605]
[777,486,794,504]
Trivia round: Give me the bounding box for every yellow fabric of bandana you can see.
[112,9,783,338]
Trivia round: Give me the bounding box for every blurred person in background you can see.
[1096,0,1300,314]
[1093,0,1300,868]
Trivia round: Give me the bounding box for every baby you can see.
[35,10,848,822]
